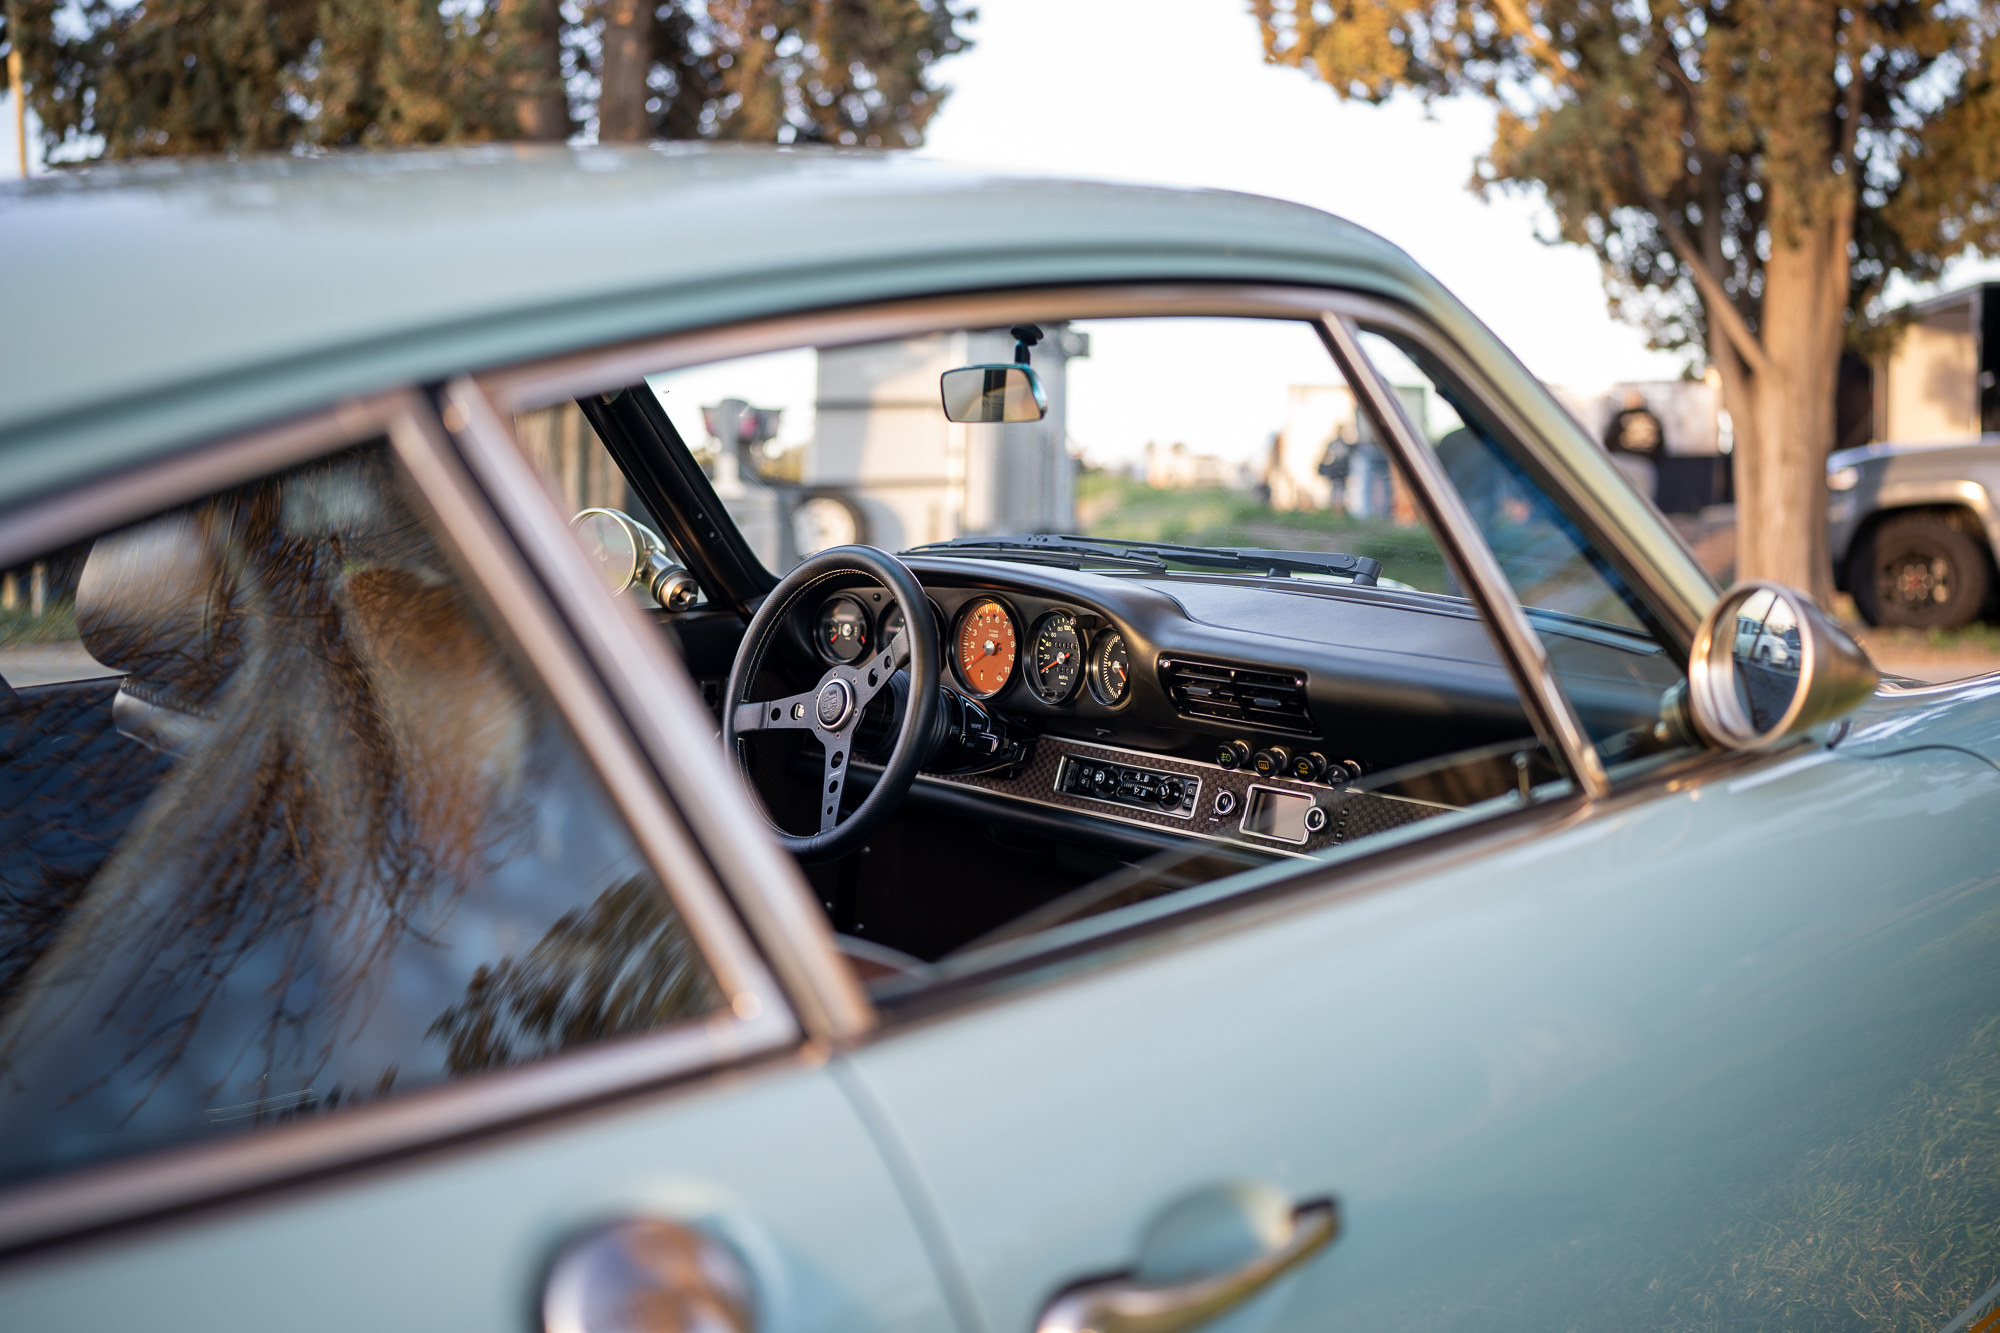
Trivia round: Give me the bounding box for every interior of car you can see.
[531,313,1693,983]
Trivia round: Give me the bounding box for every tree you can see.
[0,0,968,157]
[1253,0,2000,601]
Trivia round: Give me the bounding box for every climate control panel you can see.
[1055,754,1200,818]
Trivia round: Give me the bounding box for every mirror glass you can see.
[572,509,642,594]
[940,365,1048,423]
[1730,586,1805,733]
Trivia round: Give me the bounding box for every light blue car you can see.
[0,146,1995,1333]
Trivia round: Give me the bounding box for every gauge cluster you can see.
[801,583,1137,719]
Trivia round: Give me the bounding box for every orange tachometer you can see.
[954,598,1017,698]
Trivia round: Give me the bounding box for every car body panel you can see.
[1827,435,2000,569]
[0,146,1715,629]
[0,1057,955,1333]
[847,733,2000,1333]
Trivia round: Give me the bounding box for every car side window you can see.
[1355,327,1693,770]
[0,440,722,1189]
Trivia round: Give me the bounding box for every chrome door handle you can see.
[1035,1199,1339,1333]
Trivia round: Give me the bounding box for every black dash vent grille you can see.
[1159,658,1316,734]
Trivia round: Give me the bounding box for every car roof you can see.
[0,143,1482,506]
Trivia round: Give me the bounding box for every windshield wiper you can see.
[902,536,1168,572]
[1042,536,1382,585]
[904,534,1382,585]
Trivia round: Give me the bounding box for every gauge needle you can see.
[1114,663,1127,683]
[1039,653,1069,673]
[983,639,996,655]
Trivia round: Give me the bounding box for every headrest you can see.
[75,511,244,728]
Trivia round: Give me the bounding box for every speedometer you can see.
[954,598,1017,698]
[1027,611,1083,704]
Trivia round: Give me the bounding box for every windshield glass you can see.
[646,316,1453,591]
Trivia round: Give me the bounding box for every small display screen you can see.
[1241,787,1313,843]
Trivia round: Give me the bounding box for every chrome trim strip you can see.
[0,1008,797,1259]
[388,396,788,1019]
[1319,315,1613,800]
[439,377,874,1043]
[1328,294,1712,649]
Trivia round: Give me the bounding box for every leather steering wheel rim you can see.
[721,545,940,863]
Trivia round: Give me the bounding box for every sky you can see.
[7,0,1996,395]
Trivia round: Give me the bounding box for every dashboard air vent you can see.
[1159,658,1316,735]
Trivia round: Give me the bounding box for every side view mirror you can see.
[570,508,701,611]
[940,364,1048,423]
[1682,581,1878,749]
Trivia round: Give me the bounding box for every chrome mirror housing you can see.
[1684,581,1878,750]
[570,507,701,610]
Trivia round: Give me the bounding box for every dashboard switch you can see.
[1251,746,1292,777]
[1214,790,1236,816]
[1215,740,1250,770]
[1291,751,1327,782]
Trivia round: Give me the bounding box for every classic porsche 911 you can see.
[1,146,1997,1333]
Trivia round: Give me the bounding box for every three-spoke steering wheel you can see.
[722,546,940,862]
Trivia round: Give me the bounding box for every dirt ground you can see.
[1666,506,2000,685]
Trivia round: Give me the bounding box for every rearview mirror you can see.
[570,507,701,610]
[1684,581,1877,749]
[940,364,1048,423]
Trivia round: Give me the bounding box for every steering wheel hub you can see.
[815,679,855,729]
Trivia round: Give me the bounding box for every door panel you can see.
[0,1059,954,1333]
[847,745,2000,1333]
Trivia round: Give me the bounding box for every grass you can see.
[1073,472,1454,593]
[0,601,79,647]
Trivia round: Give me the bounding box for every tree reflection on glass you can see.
[0,444,719,1187]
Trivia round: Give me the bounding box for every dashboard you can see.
[770,556,1677,861]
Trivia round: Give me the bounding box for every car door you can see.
[0,395,952,1333]
[838,314,2000,1332]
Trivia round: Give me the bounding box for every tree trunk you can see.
[1728,184,1851,607]
[597,0,653,142]
[503,0,567,140]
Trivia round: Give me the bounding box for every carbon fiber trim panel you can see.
[926,737,1446,858]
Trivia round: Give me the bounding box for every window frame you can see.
[0,390,796,1259]
[467,282,1768,1015]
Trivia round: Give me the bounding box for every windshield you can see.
[647,316,1456,593]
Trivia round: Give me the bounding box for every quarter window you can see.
[0,440,721,1188]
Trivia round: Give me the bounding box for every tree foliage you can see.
[1254,0,2000,365]
[0,0,970,158]
[1254,0,2000,596]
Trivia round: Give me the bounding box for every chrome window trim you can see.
[1319,314,1613,800]
[0,391,800,1259]
[1326,294,1713,651]
[439,376,873,1043]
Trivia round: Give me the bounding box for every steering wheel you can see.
[722,546,941,862]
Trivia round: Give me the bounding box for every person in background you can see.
[1603,389,1663,502]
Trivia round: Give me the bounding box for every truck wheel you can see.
[1851,512,1990,630]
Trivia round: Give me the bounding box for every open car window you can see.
[539,311,1703,986]
[1354,326,1695,775]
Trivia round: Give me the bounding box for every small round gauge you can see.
[1028,612,1085,704]
[1089,631,1132,705]
[954,598,1018,698]
[814,594,870,663]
